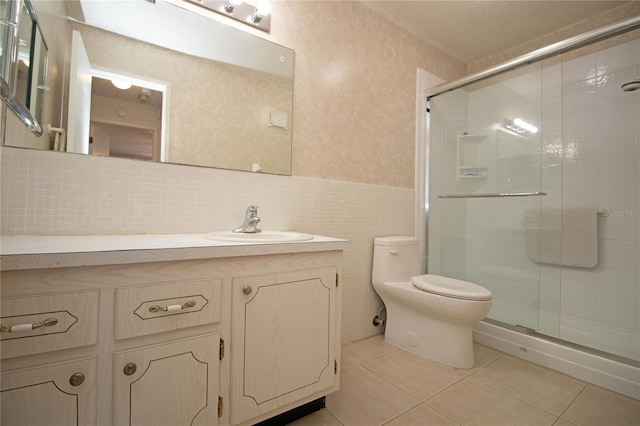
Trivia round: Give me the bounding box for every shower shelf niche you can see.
[457,133,488,179]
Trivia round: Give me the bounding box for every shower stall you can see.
[426,17,640,398]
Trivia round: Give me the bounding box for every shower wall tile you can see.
[561,288,598,322]
[598,97,637,130]
[561,268,598,294]
[598,125,636,157]
[562,159,599,186]
[597,268,637,299]
[599,239,637,271]
[600,215,638,241]
[561,54,596,84]
[598,182,637,211]
[596,41,638,76]
[597,294,636,331]
[565,131,598,160]
[598,155,636,184]
[562,82,598,135]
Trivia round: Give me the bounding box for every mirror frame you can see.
[1,0,47,136]
[0,0,19,100]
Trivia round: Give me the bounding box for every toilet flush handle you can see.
[389,250,400,255]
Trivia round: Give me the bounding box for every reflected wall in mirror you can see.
[89,76,164,161]
[3,0,294,176]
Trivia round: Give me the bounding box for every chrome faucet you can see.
[233,205,261,233]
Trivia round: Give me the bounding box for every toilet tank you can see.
[372,236,421,285]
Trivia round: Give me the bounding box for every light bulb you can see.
[256,0,271,16]
[111,79,132,90]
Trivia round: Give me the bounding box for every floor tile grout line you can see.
[553,382,589,424]
[415,351,507,404]
[467,354,593,419]
[551,417,579,426]
[341,343,400,367]
[420,401,464,426]
[377,401,425,426]
[585,383,640,406]
[322,407,345,426]
[458,373,567,421]
[357,344,511,405]
[360,363,424,403]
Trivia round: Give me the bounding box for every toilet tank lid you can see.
[374,236,418,247]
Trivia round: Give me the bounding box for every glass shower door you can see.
[428,60,559,333]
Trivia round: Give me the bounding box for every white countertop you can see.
[0,233,349,271]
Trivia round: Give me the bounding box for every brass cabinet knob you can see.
[123,363,137,376]
[69,372,85,387]
[242,285,252,295]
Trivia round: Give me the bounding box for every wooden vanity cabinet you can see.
[0,249,343,426]
[230,267,338,425]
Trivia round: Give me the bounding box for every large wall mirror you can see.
[3,0,294,176]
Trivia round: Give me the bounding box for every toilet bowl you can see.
[372,236,493,369]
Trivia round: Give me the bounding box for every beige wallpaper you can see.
[269,1,466,188]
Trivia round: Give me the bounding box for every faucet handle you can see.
[246,205,259,217]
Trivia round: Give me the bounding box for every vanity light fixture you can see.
[186,0,271,32]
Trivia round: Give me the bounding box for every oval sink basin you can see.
[203,231,314,243]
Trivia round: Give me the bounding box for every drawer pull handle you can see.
[0,317,58,333]
[242,285,252,295]
[148,300,196,313]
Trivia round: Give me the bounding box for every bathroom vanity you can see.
[0,234,347,425]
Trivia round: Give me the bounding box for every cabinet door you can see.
[230,267,337,425]
[1,357,97,425]
[113,333,219,426]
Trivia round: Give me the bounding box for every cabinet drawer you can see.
[114,278,222,339]
[1,291,99,359]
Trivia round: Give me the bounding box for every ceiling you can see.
[360,1,632,64]
[92,76,163,109]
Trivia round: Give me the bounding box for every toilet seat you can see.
[411,274,492,301]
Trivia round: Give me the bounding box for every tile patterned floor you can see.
[290,335,640,426]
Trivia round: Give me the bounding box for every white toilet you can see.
[372,236,493,369]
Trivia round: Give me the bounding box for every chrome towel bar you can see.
[438,191,547,199]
